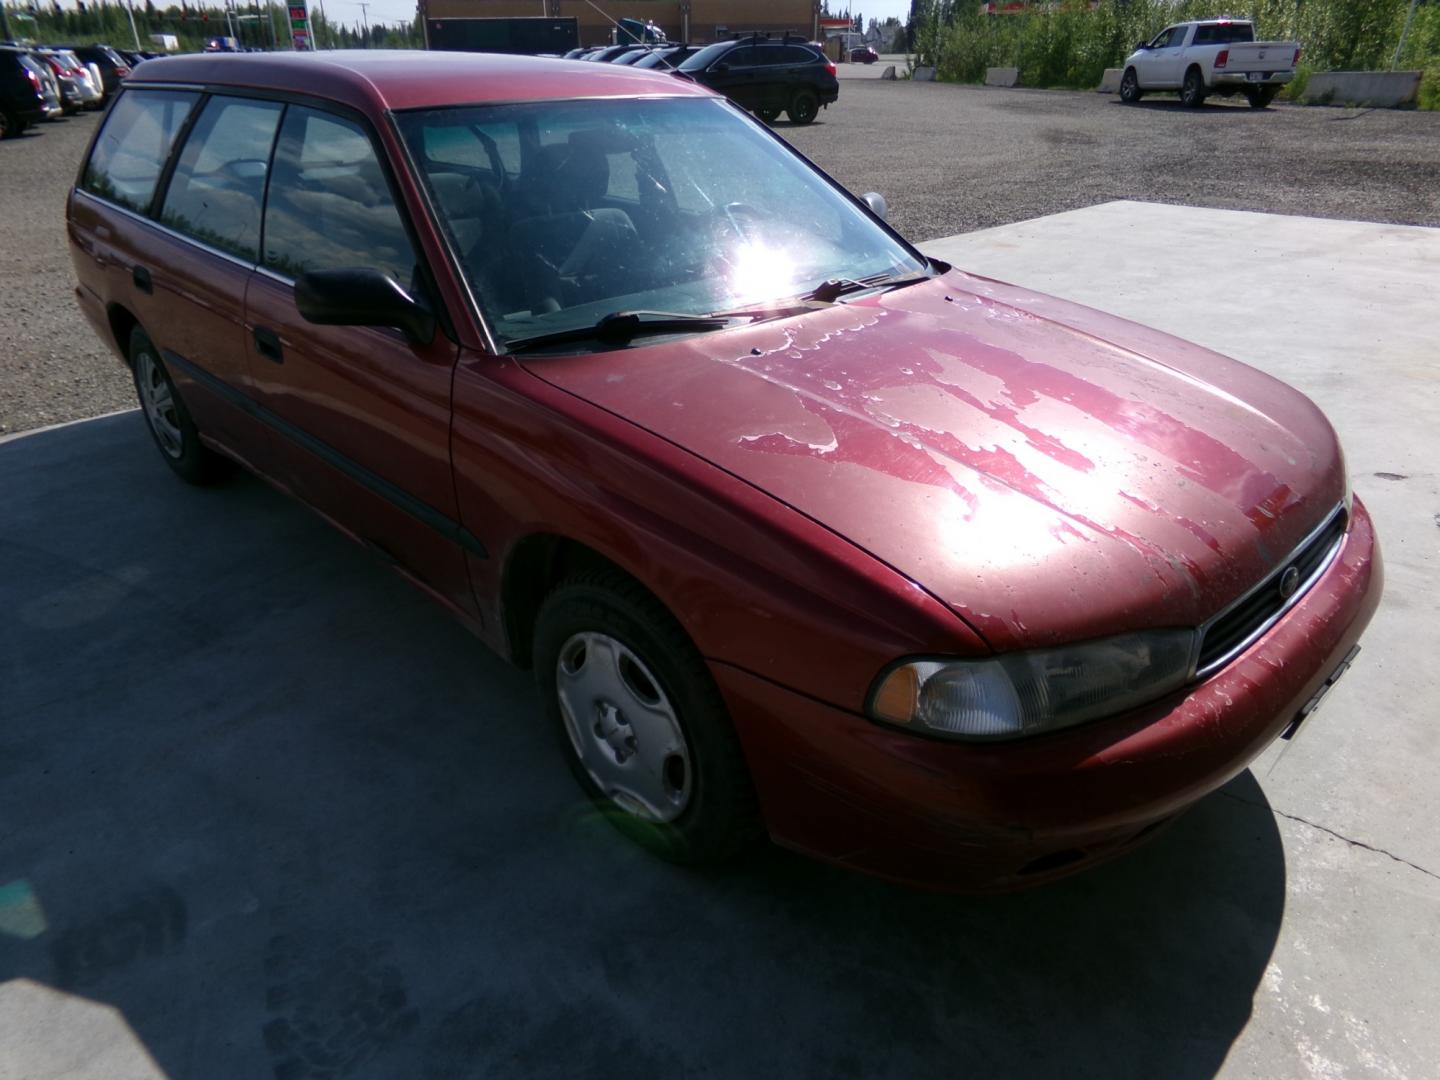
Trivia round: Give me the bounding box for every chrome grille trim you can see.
[1194,503,1348,679]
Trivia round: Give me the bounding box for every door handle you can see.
[253,325,284,364]
[132,265,153,294]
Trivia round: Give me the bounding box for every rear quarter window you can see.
[82,89,199,213]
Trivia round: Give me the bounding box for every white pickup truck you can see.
[1119,19,1301,109]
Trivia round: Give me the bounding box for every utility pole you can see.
[1393,0,1420,71]
[355,0,369,45]
[0,5,13,43]
[125,0,143,50]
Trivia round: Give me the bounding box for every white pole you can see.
[1392,0,1420,71]
[125,0,143,50]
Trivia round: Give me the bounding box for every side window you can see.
[262,106,417,287]
[784,46,818,64]
[159,96,283,261]
[724,46,756,68]
[752,46,787,67]
[1193,26,1215,45]
[82,89,199,213]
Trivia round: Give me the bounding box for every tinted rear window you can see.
[1194,23,1255,45]
[82,89,199,213]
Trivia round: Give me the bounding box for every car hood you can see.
[520,271,1346,651]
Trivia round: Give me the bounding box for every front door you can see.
[243,103,477,620]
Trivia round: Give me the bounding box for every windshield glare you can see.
[399,97,924,348]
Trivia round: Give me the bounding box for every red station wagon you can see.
[67,51,1381,890]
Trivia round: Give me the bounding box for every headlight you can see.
[868,630,1197,741]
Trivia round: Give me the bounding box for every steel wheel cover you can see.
[137,351,183,459]
[555,632,692,823]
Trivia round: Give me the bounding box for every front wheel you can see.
[534,571,762,864]
[787,89,819,125]
[755,107,781,123]
[1119,68,1142,103]
[1180,67,1207,108]
[130,327,226,484]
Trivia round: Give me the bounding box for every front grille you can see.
[1195,505,1348,677]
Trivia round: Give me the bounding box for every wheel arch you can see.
[501,532,662,670]
[106,302,140,365]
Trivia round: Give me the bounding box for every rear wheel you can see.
[787,89,819,125]
[1180,67,1207,108]
[1119,68,1142,103]
[534,570,763,865]
[0,110,19,139]
[1245,85,1279,109]
[129,327,226,485]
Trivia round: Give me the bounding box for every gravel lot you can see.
[3,84,1438,437]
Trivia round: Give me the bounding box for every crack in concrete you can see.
[1220,788,1440,882]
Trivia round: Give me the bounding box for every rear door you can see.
[243,102,476,618]
[147,92,285,466]
[1152,25,1193,87]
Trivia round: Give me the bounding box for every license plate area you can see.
[1248,71,1266,82]
[1282,644,1361,740]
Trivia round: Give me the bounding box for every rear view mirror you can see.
[295,269,436,344]
[861,192,888,220]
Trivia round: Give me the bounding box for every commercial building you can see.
[418,0,823,47]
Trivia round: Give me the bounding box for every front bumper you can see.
[716,496,1382,891]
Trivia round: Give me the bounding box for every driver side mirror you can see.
[712,62,730,73]
[295,268,436,345]
[861,192,888,220]
[1136,41,1149,51]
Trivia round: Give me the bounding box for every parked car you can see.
[20,50,64,119]
[59,43,131,98]
[850,45,878,64]
[68,52,1381,890]
[631,44,700,70]
[0,46,49,137]
[677,35,838,124]
[37,48,104,111]
[610,47,657,65]
[584,44,644,62]
[1120,19,1300,108]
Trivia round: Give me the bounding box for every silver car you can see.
[39,49,103,111]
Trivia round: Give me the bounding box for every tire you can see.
[1180,67,1207,108]
[1246,85,1278,109]
[129,327,227,485]
[786,89,819,125]
[1119,67,1142,103]
[534,570,763,865]
[755,107,781,123]
[0,110,20,139]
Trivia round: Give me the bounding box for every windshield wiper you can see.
[802,270,933,304]
[505,310,735,353]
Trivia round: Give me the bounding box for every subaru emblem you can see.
[1278,565,1301,600]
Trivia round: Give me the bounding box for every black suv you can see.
[0,47,49,138]
[677,36,838,125]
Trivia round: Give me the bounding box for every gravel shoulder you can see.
[3,84,1439,436]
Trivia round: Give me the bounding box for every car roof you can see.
[126,49,716,112]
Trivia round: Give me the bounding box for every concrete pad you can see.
[1097,67,1122,93]
[985,66,1020,88]
[923,202,1440,1073]
[1,204,1437,1076]
[912,65,935,82]
[1302,70,1423,108]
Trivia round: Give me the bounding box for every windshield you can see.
[678,42,731,71]
[398,97,926,349]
